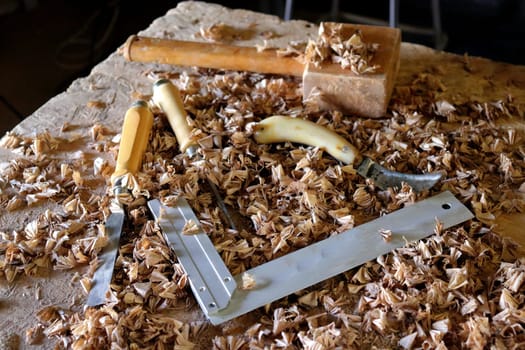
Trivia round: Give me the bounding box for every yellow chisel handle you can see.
[111,100,154,187]
[152,79,197,156]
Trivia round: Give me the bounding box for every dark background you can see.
[1,0,524,135]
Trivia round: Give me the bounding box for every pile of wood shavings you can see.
[0,66,524,348]
[198,23,256,43]
[305,23,380,74]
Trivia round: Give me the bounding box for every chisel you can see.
[151,78,237,230]
[86,100,153,306]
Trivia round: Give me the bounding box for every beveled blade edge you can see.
[86,208,125,307]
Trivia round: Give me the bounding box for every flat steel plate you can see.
[148,197,236,315]
[151,191,473,325]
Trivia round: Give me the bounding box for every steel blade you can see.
[208,191,472,324]
[86,204,125,307]
[356,157,442,192]
[148,197,236,315]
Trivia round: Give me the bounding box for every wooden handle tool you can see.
[152,79,197,155]
[123,35,304,77]
[111,100,154,187]
[122,22,401,118]
[254,116,442,192]
[87,100,153,307]
[152,79,238,230]
[253,115,361,165]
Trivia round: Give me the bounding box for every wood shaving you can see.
[379,228,393,242]
[25,325,45,345]
[275,40,308,60]
[86,100,106,109]
[0,333,20,350]
[1,37,525,349]
[306,23,379,74]
[199,23,255,42]
[182,219,200,235]
[240,272,256,290]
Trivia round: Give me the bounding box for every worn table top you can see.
[1,2,524,349]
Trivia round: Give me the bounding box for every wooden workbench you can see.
[1,2,524,349]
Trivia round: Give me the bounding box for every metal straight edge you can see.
[86,203,125,306]
[208,190,473,324]
[148,197,236,315]
[149,191,473,325]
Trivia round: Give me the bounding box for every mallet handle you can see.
[122,35,304,77]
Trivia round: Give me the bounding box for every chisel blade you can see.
[86,206,125,306]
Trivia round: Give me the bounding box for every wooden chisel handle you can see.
[152,79,198,155]
[111,100,154,186]
[122,35,304,77]
[152,79,239,230]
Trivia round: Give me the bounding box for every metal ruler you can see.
[149,191,473,325]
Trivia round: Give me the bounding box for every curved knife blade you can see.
[356,157,442,192]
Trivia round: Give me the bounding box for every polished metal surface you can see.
[356,157,443,192]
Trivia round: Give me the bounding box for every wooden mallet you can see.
[121,22,400,118]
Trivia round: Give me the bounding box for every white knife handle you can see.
[253,115,361,165]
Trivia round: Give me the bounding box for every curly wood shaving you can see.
[199,22,255,42]
[306,23,379,74]
[0,49,524,349]
[240,272,256,290]
[182,219,200,235]
[379,228,393,242]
